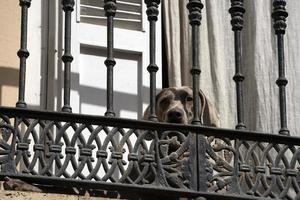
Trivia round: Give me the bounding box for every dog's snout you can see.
[167,109,184,123]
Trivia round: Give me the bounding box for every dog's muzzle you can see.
[166,109,185,123]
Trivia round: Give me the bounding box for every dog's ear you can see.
[142,106,150,120]
[199,90,220,127]
[142,88,168,121]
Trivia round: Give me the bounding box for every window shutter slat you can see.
[80,0,142,30]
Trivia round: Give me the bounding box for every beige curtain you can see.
[162,0,300,135]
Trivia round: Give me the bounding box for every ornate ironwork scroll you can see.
[206,137,300,200]
[0,107,299,200]
[0,108,191,189]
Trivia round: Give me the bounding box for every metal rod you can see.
[229,0,246,130]
[191,27,201,125]
[16,0,32,108]
[187,0,202,125]
[272,0,289,136]
[144,0,167,187]
[228,1,246,194]
[104,0,117,117]
[187,0,205,192]
[61,0,75,113]
[145,0,160,122]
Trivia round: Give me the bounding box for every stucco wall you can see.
[0,0,20,106]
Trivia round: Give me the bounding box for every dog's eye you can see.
[159,98,170,109]
[186,96,193,102]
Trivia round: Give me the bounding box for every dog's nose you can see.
[167,109,183,123]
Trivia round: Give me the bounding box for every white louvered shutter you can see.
[80,0,143,30]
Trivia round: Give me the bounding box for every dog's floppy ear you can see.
[199,90,220,127]
[142,106,150,120]
[142,88,168,121]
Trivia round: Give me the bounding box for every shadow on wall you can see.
[58,71,150,119]
[0,66,150,120]
[77,84,151,119]
[0,66,18,106]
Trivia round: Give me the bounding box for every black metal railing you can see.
[0,106,299,199]
[0,0,296,199]
[272,0,289,136]
[104,0,116,117]
[16,0,31,109]
[61,0,74,113]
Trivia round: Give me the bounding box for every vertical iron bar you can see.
[187,0,202,125]
[229,0,246,130]
[145,0,169,187]
[104,0,117,117]
[272,0,289,136]
[145,0,160,122]
[16,0,32,108]
[229,0,245,194]
[187,0,207,192]
[61,0,75,113]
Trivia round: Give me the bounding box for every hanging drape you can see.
[162,0,300,135]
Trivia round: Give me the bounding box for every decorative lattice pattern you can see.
[0,109,299,199]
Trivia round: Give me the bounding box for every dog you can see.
[143,86,220,126]
[140,86,221,188]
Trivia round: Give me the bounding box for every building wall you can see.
[0,0,20,107]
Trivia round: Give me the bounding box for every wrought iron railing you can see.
[1,107,299,199]
[0,0,296,200]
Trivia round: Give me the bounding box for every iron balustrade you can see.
[186,0,208,192]
[0,107,299,199]
[0,0,295,199]
[272,0,289,136]
[16,0,31,109]
[104,0,117,118]
[229,0,246,130]
[61,0,74,113]
[229,1,246,193]
[145,0,160,122]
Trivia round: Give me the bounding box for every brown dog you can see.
[141,86,220,188]
[143,86,220,126]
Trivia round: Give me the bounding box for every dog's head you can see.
[143,86,220,126]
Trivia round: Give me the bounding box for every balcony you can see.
[0,0,298,200]
[1,106,300,200]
